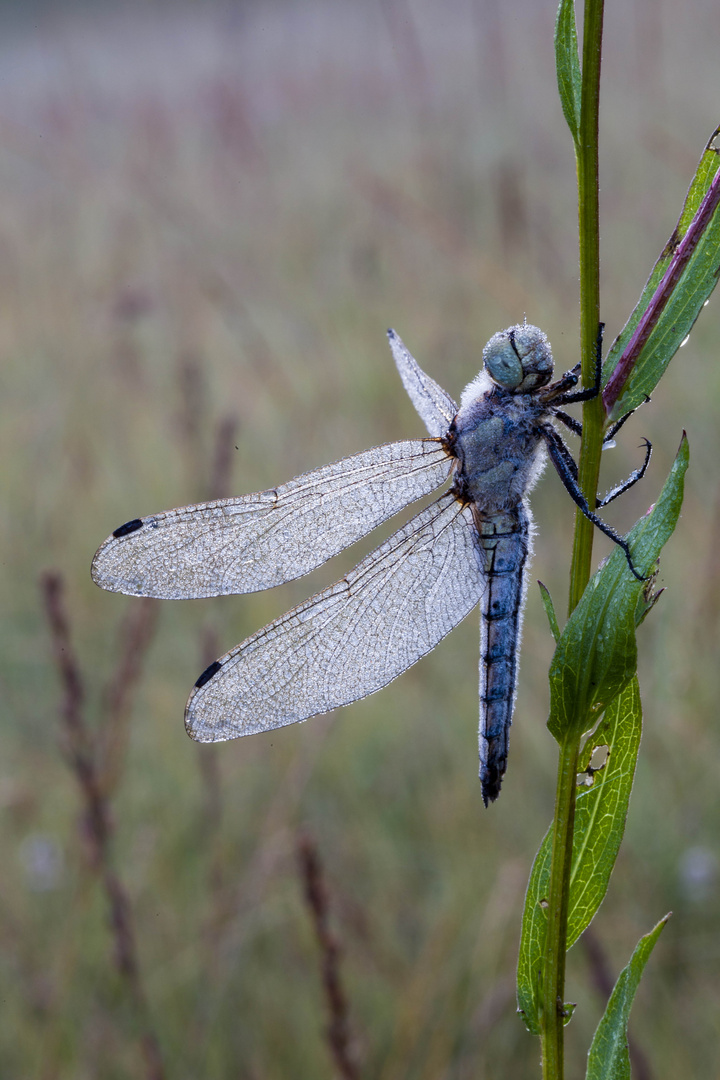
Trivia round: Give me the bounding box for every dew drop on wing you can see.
[195,660,223,688]
[112,518,144,538]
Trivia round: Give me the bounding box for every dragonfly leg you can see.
[555,400,648,444]
[540,423,647,581]
[550,322,605,406]
[603,394,652,444]
[543,366,581,400]
[597,439,652,507]
[553,409,582,437]
[551,417,652,507]
[546,425,612,510]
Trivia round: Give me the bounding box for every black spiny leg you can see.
[549,322,605,406]
[554,396,650,446]
[550,415,652,510]
[544,416,652,511]
[553,409,583,437]
[540,423,647,581]
[543,365,582,401]
[541,323,650,567]
[603,394,652,444]
[597,439,652,507]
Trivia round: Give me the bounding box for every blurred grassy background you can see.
[2,0,719,1076]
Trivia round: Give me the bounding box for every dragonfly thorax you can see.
[450,387,547,513]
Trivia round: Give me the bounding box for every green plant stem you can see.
[569,0,605,614]
[540,735,580,1080]
[542,3,605,1079]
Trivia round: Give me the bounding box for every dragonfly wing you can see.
[92,440,453,599]
[186,491,484,741]
[387,330,458,437]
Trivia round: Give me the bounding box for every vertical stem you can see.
[541,3,605,1078]
[569,0,605,614]
[541,736,580,1080]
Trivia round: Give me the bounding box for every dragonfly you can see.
[92,323,650,804]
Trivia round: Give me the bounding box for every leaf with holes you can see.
[517,679,642,1034]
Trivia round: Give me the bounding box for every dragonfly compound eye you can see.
[483,334,524,389]
[483,324,553,392]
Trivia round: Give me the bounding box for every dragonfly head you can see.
[483,324,553,392]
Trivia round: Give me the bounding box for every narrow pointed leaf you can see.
[539,581,561,644]
[555,0,582,144]
[547,434,688,742]
[585,916,670,1080]
[517,828,551,1033]
[603,127,720,419]
[516,679,642,1033]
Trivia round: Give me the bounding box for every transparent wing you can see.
[186,491,484,741]
[92,440,453,599]
[387,329,458,438]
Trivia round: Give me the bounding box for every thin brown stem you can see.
[99,597,159,797]
[297,832,360,1080]
[209,413,239,501]
[40,571,166,1080]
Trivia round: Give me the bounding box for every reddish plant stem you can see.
[603,163,720,414]
[99,597,159,796]
[297,832,360,1080]
[40,571,165,1080]
[209,413,239,501]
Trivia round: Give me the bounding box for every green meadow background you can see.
[2,1,719,1076]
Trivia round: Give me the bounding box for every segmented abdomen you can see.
[475,504,531,805]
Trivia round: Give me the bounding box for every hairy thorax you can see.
[448,383,548,515]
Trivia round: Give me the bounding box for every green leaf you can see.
[539,581,561,643]
[603,127,720,420]
[547,434,689,743]
[555,0,582,144]
[516,679,642,1034]
[517,830,551,1034]
[517,437,687,1034]
[585,916,670,1080]
[567,680,642,947]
